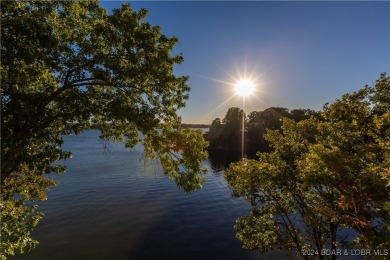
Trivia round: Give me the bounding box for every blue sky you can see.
[101,1,389,124]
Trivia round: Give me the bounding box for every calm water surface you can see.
[15,130,284,260]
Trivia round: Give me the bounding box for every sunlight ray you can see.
[194,55,280,124]
[198,75,236,88]
[196,94,238,123]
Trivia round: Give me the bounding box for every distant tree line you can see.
[204,107,320,158]
[181,123,211,129]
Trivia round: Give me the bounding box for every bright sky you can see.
[101,1,389,124]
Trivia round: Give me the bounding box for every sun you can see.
[235,79,255,97]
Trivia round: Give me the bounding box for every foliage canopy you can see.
[1,1,208,258]
[225,73,390,259]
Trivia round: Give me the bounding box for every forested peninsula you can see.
[204,107,320,158]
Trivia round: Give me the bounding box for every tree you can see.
[289,108,320,122]
[0,1,208,258]
[246,107,288,155]
[225,74,389,259]
[222,107,243,126]
[208,118,223,139]
[204,107,244,153]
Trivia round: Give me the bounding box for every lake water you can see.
[14,130,284,260]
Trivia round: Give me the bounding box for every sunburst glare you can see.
[195,58,275,123]
[235,79,254,97]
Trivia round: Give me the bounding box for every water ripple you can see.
[14,130,284,260]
